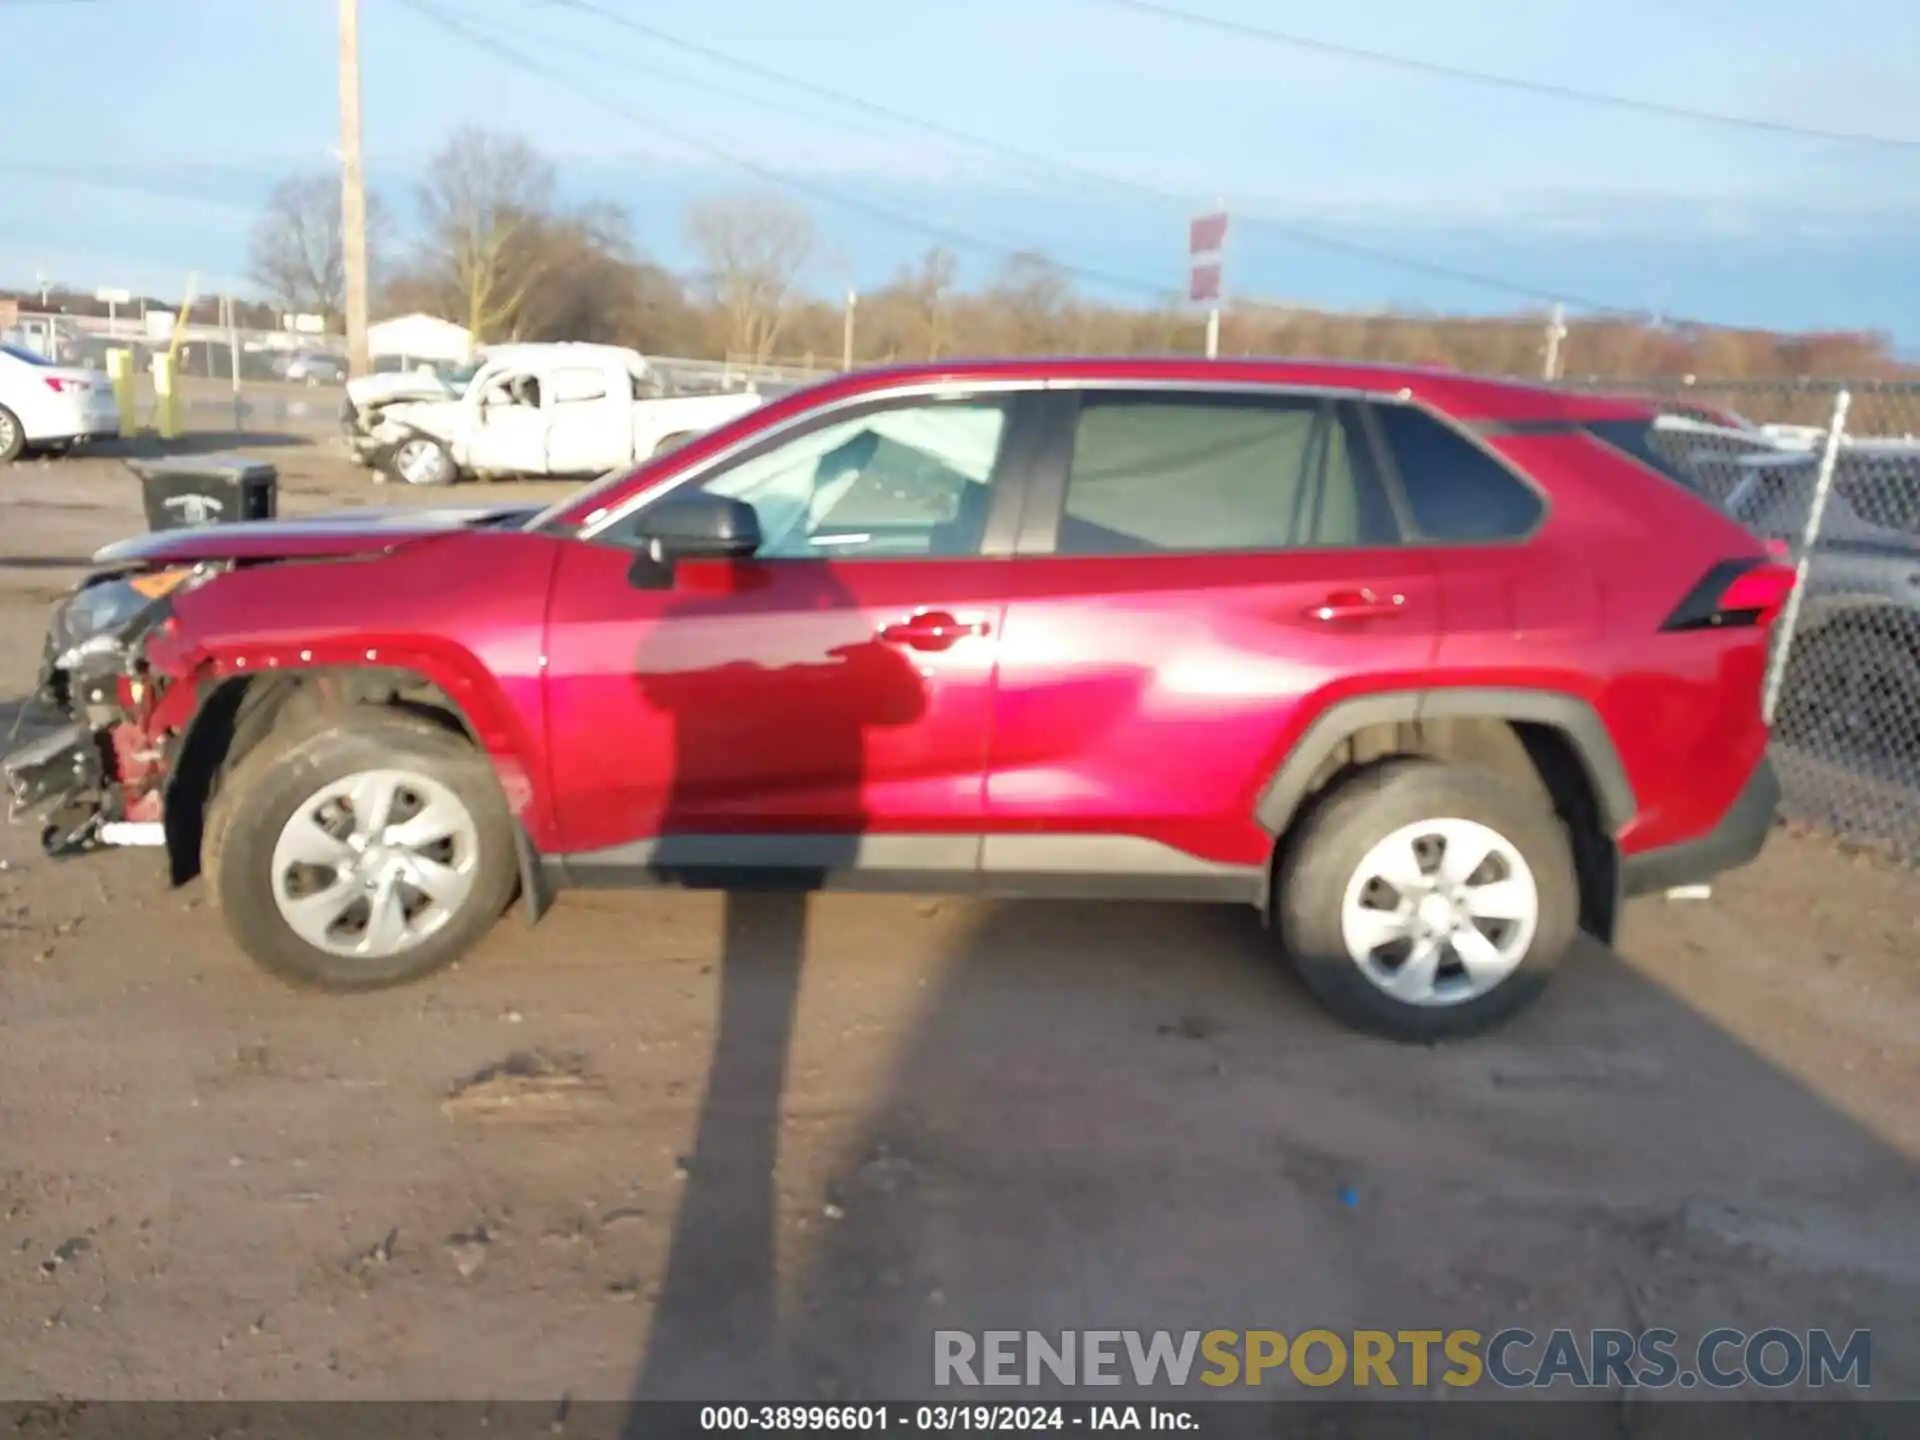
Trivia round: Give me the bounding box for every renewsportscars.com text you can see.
[933,1328,1871,1390]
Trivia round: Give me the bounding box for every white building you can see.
[367,313,472,367]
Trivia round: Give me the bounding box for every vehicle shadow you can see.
[626,556,928,1403]
[770,896,1920,1408]
[610,854,1920,1415]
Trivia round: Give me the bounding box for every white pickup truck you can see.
[359,343,766,486]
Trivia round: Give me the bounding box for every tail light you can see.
[43,376,89,394]
[1661,557,1798,632]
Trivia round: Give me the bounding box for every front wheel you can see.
[384,435,458,486]
[204,710,520,990]
[1274,758,1578,1042]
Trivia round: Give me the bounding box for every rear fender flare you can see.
[1252,686,1638,839]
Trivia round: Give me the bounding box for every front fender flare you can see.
[155,643,554,857]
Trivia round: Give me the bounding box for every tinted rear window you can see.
[1058,393,1400,554]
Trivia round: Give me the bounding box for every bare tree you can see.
[897,246,958,360]
[249,174,387,326]
[415,129,559,343]
[503,202,641,344]
[683,194,816,364]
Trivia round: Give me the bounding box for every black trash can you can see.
[129,456,278,533]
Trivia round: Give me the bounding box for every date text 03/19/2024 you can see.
[699,1406,1194,1432]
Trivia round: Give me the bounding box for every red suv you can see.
[3,358,1790,1040]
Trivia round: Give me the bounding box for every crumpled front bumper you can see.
[3,719,99,805]
[5,594,165,855]
[1,719,108,853]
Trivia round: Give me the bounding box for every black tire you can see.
[0,405,25,464]
[1275,758,1578,1043]
[652,431,695,457]
[204,708,518,991]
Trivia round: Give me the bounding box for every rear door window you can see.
[1056,393,1400,555]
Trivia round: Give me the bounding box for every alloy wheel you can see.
[1338,817,1540,1007]
[270,768,480,960]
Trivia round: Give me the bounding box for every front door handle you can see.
[877,611,991,652]
[1304,588,1408,623]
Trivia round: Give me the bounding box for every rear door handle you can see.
[877,610,992,652]
[1304,588,1408,623]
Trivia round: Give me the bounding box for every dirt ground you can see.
[2,423,1918,1407]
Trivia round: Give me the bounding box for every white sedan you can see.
[0,344,120,463]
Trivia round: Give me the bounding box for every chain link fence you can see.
[1581,379,1920,861]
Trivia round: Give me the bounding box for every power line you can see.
[484,5,989,170]
[1082,0,1920,151]
[543,0,1682,320]
[395,0,1183,302]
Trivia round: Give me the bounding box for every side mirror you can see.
[633,492,762,565]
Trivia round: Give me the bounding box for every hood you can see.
[369,396,465,438]
[91,503,544,567]
[345,372,457,409]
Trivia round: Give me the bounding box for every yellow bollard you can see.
[106,349,138,438]
[150,352,181,439]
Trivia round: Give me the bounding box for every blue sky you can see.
[3,0,1918,342]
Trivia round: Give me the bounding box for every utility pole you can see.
[224,295,243,430]
[338,0,371,378]
[841,290,857,371]
[1542,302,1567,381]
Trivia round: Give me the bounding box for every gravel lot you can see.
[1,423,1917,1406]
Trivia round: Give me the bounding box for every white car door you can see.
[464,370,549,476]
[543,363,633,474]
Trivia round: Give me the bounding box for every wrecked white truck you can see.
[346,343,767,486]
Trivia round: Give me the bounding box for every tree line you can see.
[12,126,1907,384]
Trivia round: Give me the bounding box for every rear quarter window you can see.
[1581,419,1708,494]
[1370,403,1543,541]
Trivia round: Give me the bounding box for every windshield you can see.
[1,343,51,365]
[446,359,484,389]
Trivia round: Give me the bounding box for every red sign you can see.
[1188,262,1222,304]
[1189,211,1228,256]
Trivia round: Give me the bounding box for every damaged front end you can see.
[2,564,223,858]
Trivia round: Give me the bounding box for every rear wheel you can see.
[205,709,519,990]
[652,430,695,457]
[1275,758,1578,1042]
[0,405,24,464]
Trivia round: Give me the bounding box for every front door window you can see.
[686,399,1013,560]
